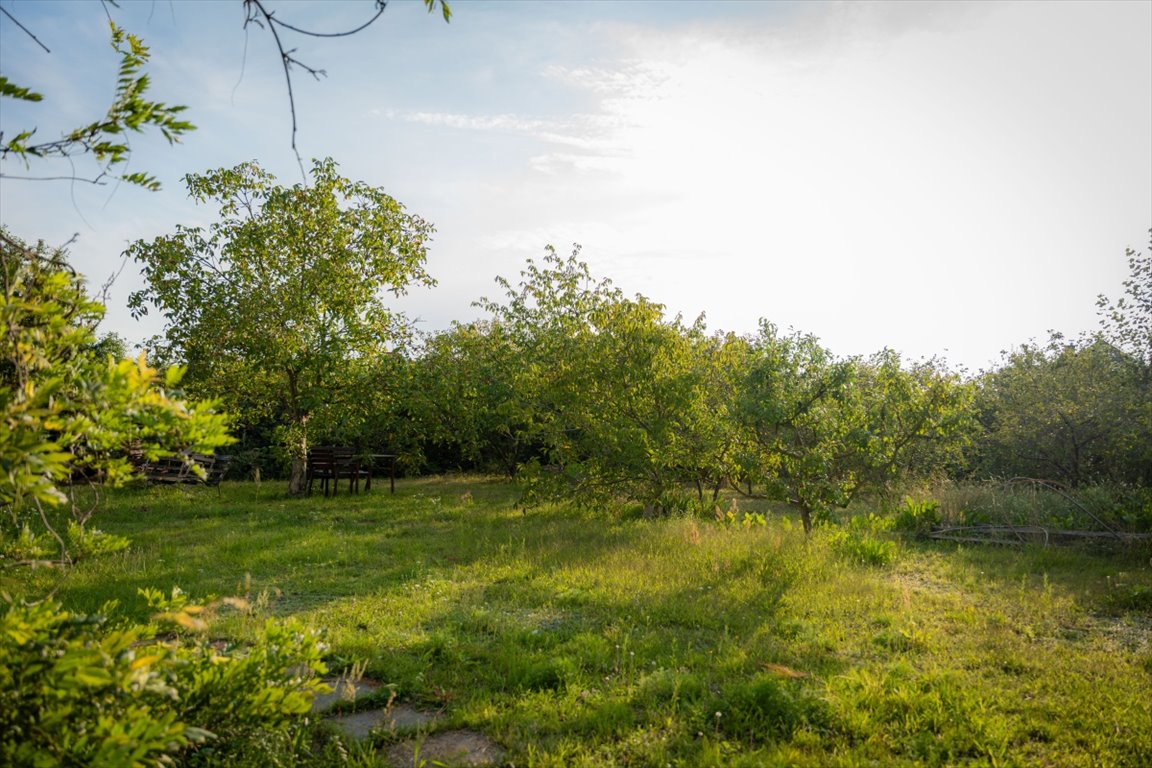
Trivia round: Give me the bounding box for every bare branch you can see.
[0,6,52,53]
[243,0,309,177]
[269,1,388,38]
[96,252,130,306]
[240,0,448,178]
[0,172,109,184]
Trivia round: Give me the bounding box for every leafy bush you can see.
[0,590,329,768]
[893,497,942,534]
[0,521,129,565]
[822,514,898,566]
[1,598,191,767]
[0,523,53,561]
[65,520,131,561]
[1,230,233,564]
[1078,484,1152,532]
[716,499,768,528]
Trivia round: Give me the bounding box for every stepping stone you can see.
[385,729,505,768]
[327,705,440,741]
[312,676,380,714]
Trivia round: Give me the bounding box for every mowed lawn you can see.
[7,477,1151,767]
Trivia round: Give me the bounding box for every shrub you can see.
[893,497,942,534]
[0,591,329,767]
[1078,484,1152,532]
[65,520,131,561]
[0,523,53,561]
[0,598,191,767]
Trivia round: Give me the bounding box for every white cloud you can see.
[3,0,1148,372]
[404,0,1149,368]
[391,109,613,151]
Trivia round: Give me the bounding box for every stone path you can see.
[385,730,506,768]
[327,705,440,741]
[312,677,380,714]
[314,676,505,767]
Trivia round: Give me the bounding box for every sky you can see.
[1,0,1149,373]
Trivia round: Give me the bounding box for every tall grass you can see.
[931,480,1152,532]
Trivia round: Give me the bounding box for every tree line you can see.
[119,161,1151,531]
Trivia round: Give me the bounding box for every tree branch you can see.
[240,0,449,175]
[269,1,389,38]
[0,6,51,53]
[243,0,314,176]
[0,172,109,185]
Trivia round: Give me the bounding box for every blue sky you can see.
[1,0,1149,372]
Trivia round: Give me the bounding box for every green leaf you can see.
[121,171,161,191]
[0,75,44,102]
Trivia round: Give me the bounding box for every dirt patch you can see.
[384,729,505,768]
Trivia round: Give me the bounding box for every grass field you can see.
[5,477,1151,767]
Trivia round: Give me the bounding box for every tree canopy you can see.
[736,325,973,532]
[126,158,434,492]
[411,247,977,530]
[973,236,1152,487]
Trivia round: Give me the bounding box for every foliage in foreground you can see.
[0,230,232,564]
[0,589,329,768]
[0,21,194,190]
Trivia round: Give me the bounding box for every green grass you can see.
[5,477,1152,766]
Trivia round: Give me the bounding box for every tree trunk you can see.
[288,457,308,495]
[799,506,813,535]
[286,407,309,495]
[284,365,313,495]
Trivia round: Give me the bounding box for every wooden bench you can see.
[141,452,231,489]
[304,447,397,496]
[305,446,370,496]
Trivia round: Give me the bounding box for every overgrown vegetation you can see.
[123,233,1150,538]
[3,182,1147,765]
[3,479,1149,766]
